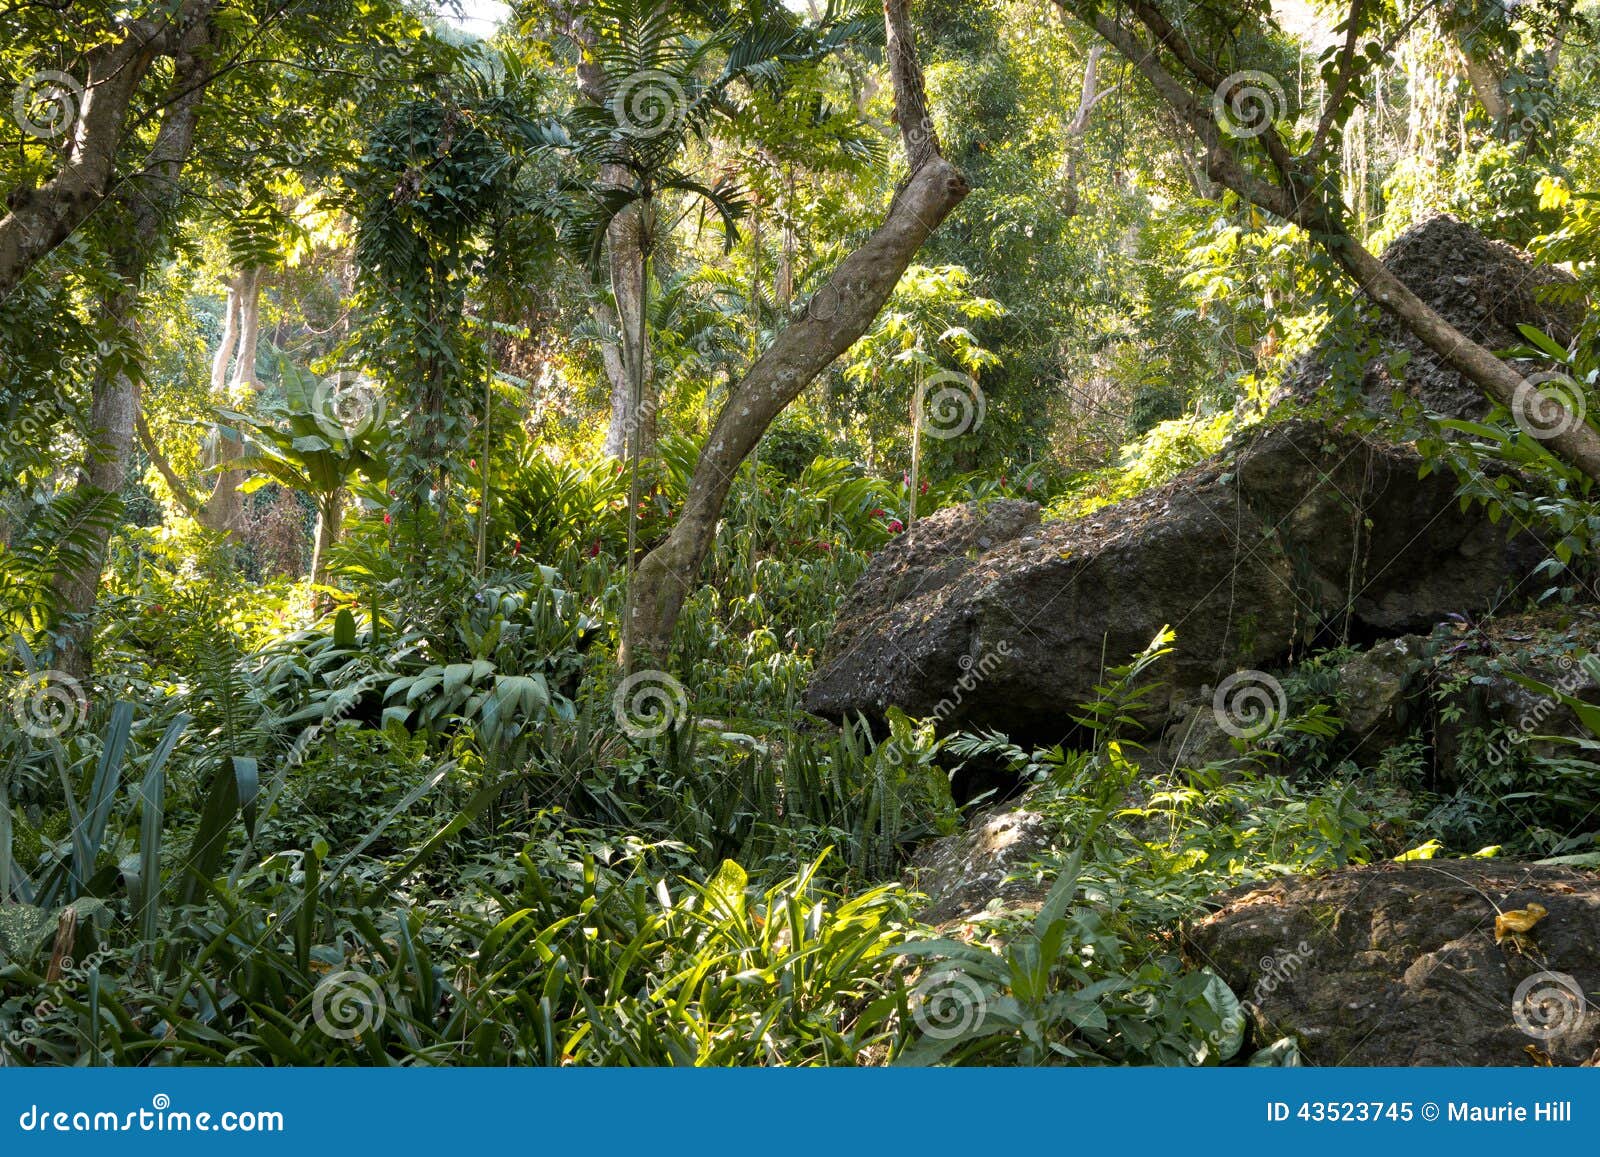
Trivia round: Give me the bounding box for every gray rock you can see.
[807,420,1545,740]
[1187,862,1600,1065]
[1278,214,1581,420]
[1335,635,1428,755]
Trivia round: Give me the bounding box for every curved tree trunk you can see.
[1067,0,1600,486]
[621,0,966,669]
[0,2,216,301]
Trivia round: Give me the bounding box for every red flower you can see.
[919,480,929,495]
[589,538,601,557]
[1000,475,1008,488]
[870,508,887,518]
[469,458,477,470]
[512,539,522,556]
[886,519,904,533]
[382,513,392,525]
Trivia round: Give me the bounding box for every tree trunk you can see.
[310,490,344,607]
[1328,235,1600,478]
[1459,50,1508,130]
[200,266,265,534]
[49,14,213,677]
[596,297,632,458]
[0,3,214,301]
[53,290,139,678]
[602,192,656,460]
[622,156,968,667]
[229,267,262,390]
[620,0,964,668]
[1069,0,1600,486]
[210,276,242,392]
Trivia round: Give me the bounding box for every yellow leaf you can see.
[1495,902,1548,943]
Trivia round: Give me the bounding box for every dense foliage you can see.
[2,0,1597,1066]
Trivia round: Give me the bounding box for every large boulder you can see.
[806,420,1545,740]
[1187,862,1600,1065]
[1279,214,1581,420]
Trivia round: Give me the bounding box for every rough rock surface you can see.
[905,806,1053,924]
[1187,862,1600,1066]
[1334,634,1429,755]
[1280,214,1581,420]
[806,420,1545,739]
